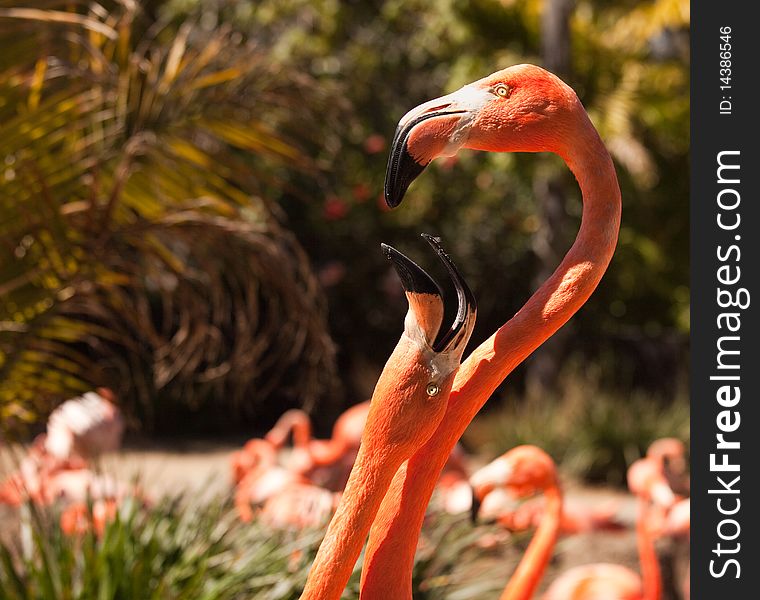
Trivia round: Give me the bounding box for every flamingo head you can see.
[95,387,116,403]
[627,457,677,508]
[385,64,583,207]
[646,437,687,476]
[470,445,557,522]
[365,235,476,458]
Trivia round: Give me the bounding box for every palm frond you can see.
[0,1,338,434]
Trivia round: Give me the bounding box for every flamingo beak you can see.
[382,235,476,355]
[381,243,443,298]
[470,486,483,524]
[421,234,477,355]
[384,85,493,208]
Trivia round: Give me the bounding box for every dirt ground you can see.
[0,441,689,599]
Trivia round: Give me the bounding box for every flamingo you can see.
[1,388,125,506]
[231,403,367,520]
[541,462,665,600]
[646,437,689,496]
[470,446,564,600]
[626,456,678,511]
[44,387,124,461]
[299,236,477,600]
[258,483,341,529]
[474,490,623,536]
[361,63,621,597]
[470,446,663,600]
[234,459,308,522]
[230,438,278,485]
[60,498,119,537]
[264,401,370,490]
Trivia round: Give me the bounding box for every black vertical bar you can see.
[691,3,758,597]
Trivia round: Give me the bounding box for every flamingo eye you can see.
[494,84,511,98]
[426,383,440,397]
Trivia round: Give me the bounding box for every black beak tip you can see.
[384,142,427,209]
[470,487,481,524]
[383,185,403,209]
[381,243,442,297]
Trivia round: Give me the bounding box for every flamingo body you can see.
[543,563,643,600]
[45,388,124,461]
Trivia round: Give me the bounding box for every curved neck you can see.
[637,499,662,600]
[501,485,562,600]
[361,122,620,599]
[309,438,349,466]
[266,410,312,449]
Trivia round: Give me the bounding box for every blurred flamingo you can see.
[361,64,621,597]
[1,388,124,507]
[646,437,689,496]
[234,460,308,523]
[475,491,623,536]
[540,459,668,600]
[470,446,664,600]
[60,498,119,537]
[44,387,124,461]
[230,438,277,485]
[470,446,564,600]
[230,401,368,520]
[299,236,477,600]
[265,401,370,490]
[259,483,341,529]
[627,456,678,511]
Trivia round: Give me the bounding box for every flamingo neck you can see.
[637,499,662,600]
[309,438,349,466]
[501,485,562,600]
[299,440,401,600]
[361,119,620,599]
[267,410,312,449]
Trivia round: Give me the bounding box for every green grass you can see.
[0,497,509,600]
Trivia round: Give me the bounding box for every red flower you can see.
[324,196,349,220]
[352,183,370,202]
[363,134,386,154]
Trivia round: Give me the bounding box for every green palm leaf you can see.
[0,1,337,434]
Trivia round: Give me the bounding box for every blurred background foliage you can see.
[1,0,689,453]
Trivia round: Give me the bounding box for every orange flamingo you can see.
[264,401,370,490]
[646,437,689,496]
[231,403,370,521]
[235,464,308,523]
[470,446,564,600]
[230,438,278,485]
[474,490,623,536]
[258,483,341,529]
[1,388,124,507]
[60,498,119,537]
[541,461,665,600]
[626,456,678,511]
[470,447,663,600]
[299,236,477,600]
[361,63,621,597]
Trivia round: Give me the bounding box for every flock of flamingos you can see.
[1,65,689,599]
